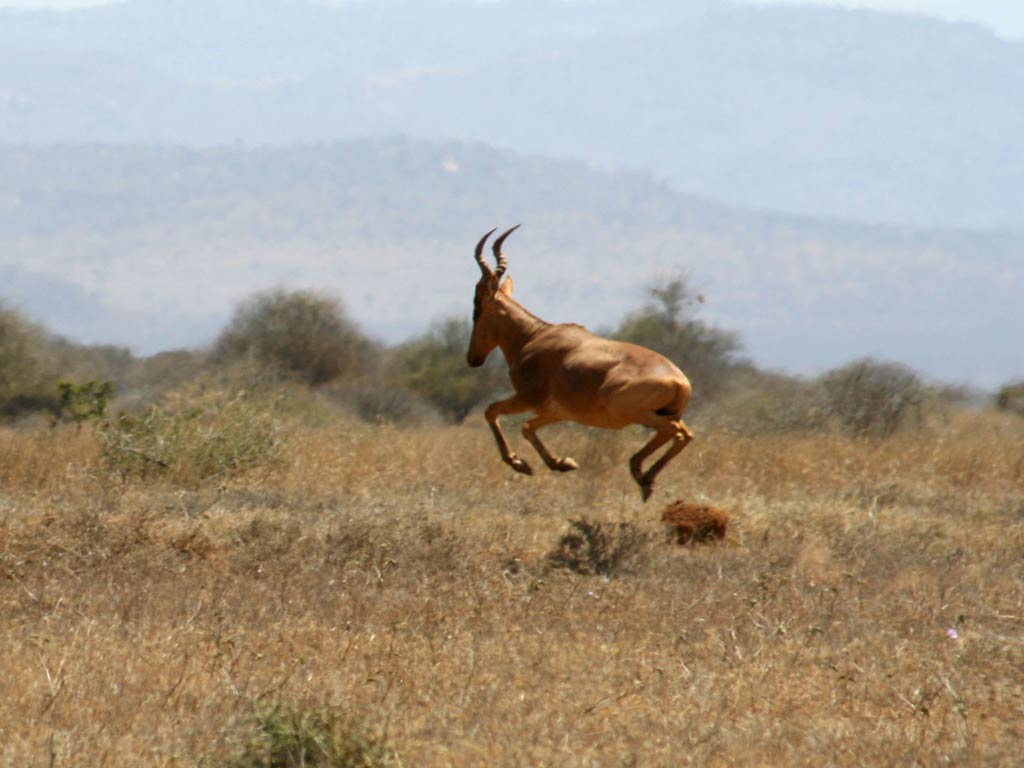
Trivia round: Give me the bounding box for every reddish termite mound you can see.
[661,500,729,545]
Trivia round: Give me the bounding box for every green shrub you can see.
[55,379,115,426]
[820,358,924,438]
[389,316,505,423]
[219,704,398,768]
[214,289,376,386]
[96,385,282,483]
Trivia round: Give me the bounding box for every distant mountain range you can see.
[1,0,1022,229]
[1,140,1020,388]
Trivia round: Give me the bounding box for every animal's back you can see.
[516,324,689,427]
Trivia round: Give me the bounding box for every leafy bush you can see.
[219,704,398,768]
[820,358,924,438]
[546,518,648,577]
[389,316,505,423]
[214,289,376,386]
[613,278,744,403]
[96,385,282,483]
[996,380,1024,418]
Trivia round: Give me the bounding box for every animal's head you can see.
[467,225,519,367]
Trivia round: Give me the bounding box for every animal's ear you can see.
[498,275,514,296]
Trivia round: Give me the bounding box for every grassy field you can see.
[2,398,1023,766]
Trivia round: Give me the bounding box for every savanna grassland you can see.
[2,392,1023,767]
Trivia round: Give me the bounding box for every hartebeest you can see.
[467,226,695,501]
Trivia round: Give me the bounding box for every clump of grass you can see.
[96,383,282,484]
[546,517,648,576]
[219,704,398,768]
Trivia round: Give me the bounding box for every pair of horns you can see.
[474,225,520,279]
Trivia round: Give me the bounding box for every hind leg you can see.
[629,419,694,501]
[641,420,694,498]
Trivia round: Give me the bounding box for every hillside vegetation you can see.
[2,141,1021,386]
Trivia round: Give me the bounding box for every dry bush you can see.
[95,382,283,484]
[820,358,924,438]
[335,383,443,426]
[706,367,826,435]
[546,517,649,576]
[214,289,376,386]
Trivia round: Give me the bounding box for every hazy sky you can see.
[1,0,1023,41]
[743,0,1024,39]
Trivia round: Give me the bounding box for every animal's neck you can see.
[494,295,549,364]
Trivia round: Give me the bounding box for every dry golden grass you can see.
[2,406,1023,766]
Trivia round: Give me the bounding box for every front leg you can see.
[484,396,535,475]
[522,415,578,472]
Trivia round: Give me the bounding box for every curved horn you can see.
[492,224,520,278]
[474,228,497,276]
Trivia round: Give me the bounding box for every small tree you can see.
[0,305,59,416]
[820,358,924,438]
[214,289,375,386]
[614,278,743,402]
[389,316,505,423]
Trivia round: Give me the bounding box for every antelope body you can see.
[467,226,694,501]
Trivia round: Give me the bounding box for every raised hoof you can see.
[510,456,534,476]
[641,484,654,502]
[553,457,578,472]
